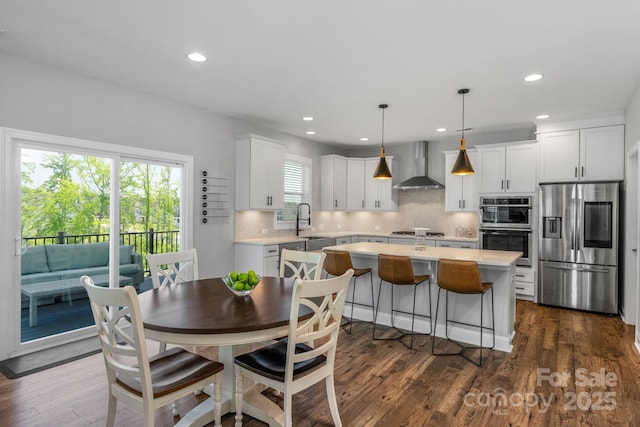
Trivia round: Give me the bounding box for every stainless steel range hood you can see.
[393,141,444,190]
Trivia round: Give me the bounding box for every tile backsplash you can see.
[235,190,477,239]
[235,190,478,239]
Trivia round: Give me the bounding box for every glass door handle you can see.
[15,237,27,256]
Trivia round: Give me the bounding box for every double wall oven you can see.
[479,196,533,267]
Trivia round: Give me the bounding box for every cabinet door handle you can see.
[334,199,337,208]
[574,167,578,178]
[581,166,584,177]
[463,200,466,209]
[362,200,364,208]
[501,180,504,190]
[515,274,525,278]
[458,200,461,208]
[506,180,510,189]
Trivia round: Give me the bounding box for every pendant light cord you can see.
[381,107,385,149]
[461,91,465,140]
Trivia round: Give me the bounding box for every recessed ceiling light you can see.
[524,73,543,82]
[186,52,207,62]
[306,131,316,135]
[360,137,369,141]
[302,116,314,121]
[436,128,447,132]
[536,114,550,119]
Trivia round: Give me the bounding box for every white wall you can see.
[623,79,640,324]
[0,52,335,358]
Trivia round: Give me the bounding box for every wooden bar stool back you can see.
[323,249,374,334]
[432,259,495,366]
[373,254,432,349]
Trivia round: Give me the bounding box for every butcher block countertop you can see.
[323,242,521,268]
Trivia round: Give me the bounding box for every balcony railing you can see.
[23,228,179,274]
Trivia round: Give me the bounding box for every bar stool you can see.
[323,249,374,334]
[432,259,495,367]
[373,254,432,349]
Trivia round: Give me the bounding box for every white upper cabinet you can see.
[321,155,396,211]
[580,126,625,181]
[477,142,537,193]
[505,144,538,192]
[364,157,397,211]
[235,134,285,210]
[320,155,348,211]
[444,150,477,212]
[538,125,624,183]
[346,158,366,211]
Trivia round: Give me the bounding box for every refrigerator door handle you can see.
[548,264,610,274]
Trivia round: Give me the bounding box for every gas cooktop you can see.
[390,230,445,237]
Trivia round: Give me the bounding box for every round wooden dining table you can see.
[138,276,307,427]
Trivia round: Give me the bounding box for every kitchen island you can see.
[323,242,522,352]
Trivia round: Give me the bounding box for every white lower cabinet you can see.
[355,235,389,243]
[515,266,535,299]
[389,237,420,246]
[235,243,279,277]
[435,240,478,249]
[335,236,352,245]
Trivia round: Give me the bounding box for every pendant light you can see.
[451,88,475,175]
[373,103,392,179]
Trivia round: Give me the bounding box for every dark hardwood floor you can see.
[1,300,639,426]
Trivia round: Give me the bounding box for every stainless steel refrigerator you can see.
[539,182,620,314]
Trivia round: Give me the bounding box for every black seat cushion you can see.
[235,340,326,382]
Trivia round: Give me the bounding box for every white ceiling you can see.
[1,1,640,147]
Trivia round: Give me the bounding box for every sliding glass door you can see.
[20,148,115,342]
[4,129,192,355]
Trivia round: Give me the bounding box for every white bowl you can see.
[223,274,260,296]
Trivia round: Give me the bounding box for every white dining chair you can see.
[279,249,326,281]
[274,249,327,352]
[234,269,354,427]
[80,275,224,427]
[147,248,199,289]
[146,249,199,355]
[146,249,203,415]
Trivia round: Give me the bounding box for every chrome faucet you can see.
[296,203,311,236]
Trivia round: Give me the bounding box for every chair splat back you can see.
[287,272,351,376]
[280,249,326,281]
[147,249,199,288]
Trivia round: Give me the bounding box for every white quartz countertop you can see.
[324,242,521,267]
[235,232,478,245]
